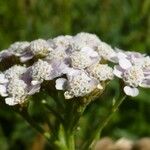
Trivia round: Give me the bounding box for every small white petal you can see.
[5,97,17,106]
[117,52,127,59]
[0,85,8,97]
[81,47,99,57]
[20,55,33,62]
[0,74,8,83]
[31,80,41,85]
[113,66,123,78]
[124,86,139,97]
[55,78,67,90]
[28,85,41,95]
[139,79,150,88]
[119,58,132,69]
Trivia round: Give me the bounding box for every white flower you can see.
[29,39,53,57]
[114,60,149,97]
[70,47,99,69]
[46,46,67,61]
[53,35,73,50]
[31,59,53,82]
[133,56,150,70]
[9,41,30,56]
[97,42,116,62]
[4,65,26,79]
[5,78,28,105]
[64,71,100,99]
[73,32,101,50]
[123,66,144,87]
[88,64,114,81]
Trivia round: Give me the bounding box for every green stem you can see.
[68,134,75,150]
[43,102,64,123]
[98,95,127,136]
[15,107,51,141]
[81,95,127,150]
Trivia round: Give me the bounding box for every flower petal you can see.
[139,79,150,88]
[28,84,41,95]
[0,85,8,97]
[5,97,17,106]
[0,74,8,83]
[113,66,123,78]
[124,86,139,97]
[119,58,132,70]
[55,78,67,90]
[81,46,99,58]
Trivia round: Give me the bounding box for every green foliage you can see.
[0,0,150,149]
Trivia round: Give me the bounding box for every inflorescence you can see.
[0,32,150,105]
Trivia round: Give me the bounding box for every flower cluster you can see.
[0,32,150,105]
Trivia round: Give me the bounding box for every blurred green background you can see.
[0,0,150,149]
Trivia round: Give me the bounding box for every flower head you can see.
[9,41,30,56]
[97,42,116,62]
[5,78,28,105]
[72,32,101,50]
[31,59,53,82]
[53,35,73,50]
[88,63,114,81]
[29,39,53,57]
[114,51,150,96]
[4,65,26,79]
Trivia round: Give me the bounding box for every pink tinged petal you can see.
[0,74,8,83]
[139,79,150,88]
[28,84,41,95]
[124,86,139,97]
[117,52,127,59]
[119,58,132,70]
[55,78,67,90]
[0,85,8,97]
[81,47,99,57]
[20,53,33,62]
[108,53,118,63]
[5,97,17,106]
[113,66,123,78]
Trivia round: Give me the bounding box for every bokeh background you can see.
[0,0,150,149]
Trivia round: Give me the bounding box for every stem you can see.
[81,95,127,150]
[43,102,64,123]
[15,107,51,141]
[99,95,127,136]
[68,134,75,150]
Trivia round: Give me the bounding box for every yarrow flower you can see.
[53,35,73,50]
[72,32,101,50]
[114,50,150,96]
[29,39,52,57]
[4,65,27,79]
[70,47,99,69]
[5,78,28,105]
[31,59,53,82]
[56,71,101,99]
[0,32,150,105]
[87,63,114,81]
[9,41,30,56]
[97,42,116,62]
